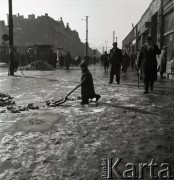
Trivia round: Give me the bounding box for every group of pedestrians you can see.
[99,36,172,95]
[59,52,82,69]
[59,52,71,70]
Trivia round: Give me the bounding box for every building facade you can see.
[0,13,99,59]
[122,0,174,61]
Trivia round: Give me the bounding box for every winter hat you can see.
[80,60,88,69]
[113,42,117,47]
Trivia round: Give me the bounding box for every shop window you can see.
[164,12,174,34]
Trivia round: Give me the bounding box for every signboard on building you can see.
[2,34,9,41]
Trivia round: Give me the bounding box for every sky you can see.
[0,0,152,52]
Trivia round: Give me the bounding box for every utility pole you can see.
[115,37,117,43]
[113,31,115,43]
[8,0,14,76]
[102,46,104,54]
[159,0,164,49]
[85,16,89,57]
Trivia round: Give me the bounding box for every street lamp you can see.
[8,0,14,76]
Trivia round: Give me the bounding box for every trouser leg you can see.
[144,80,149,93]
[150,81,154,90]
[107,64,109,71]
[104,65,106,72]
[109,73,114,83]
[116,74,120,84]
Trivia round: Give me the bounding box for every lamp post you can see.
[8,0,14,75]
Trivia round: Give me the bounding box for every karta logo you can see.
[101,158,173,179]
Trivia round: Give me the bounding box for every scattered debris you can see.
[27,103,39,110]
[22,60,55,71]
[0,93,14,107]
[0,110,6,113]
[46,96,81,107]
[10,109,20,113]
[0,93,39,113]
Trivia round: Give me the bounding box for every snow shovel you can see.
[55,83,81,105]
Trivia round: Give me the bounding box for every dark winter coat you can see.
[137,44,161,81]
[81,68,95,98]
[65,53,71,67]
[52,53,57,68]
[103,54,109,67]
[109,47,122,75]
[159,50,167,74]
[59,55,64,67]
[121,54,130,72]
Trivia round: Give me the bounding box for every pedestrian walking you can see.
[79,60,101,105]
[103,51,109,72]
[137,36,161,94]
[130,52,135,68]
[59,54,64,68]
[121,51,130,77]
[19,52,25,66]
[136,49,143,80]
[108,42,122,84]
[64,51,71,70]
[159,46,168,78]
[52,53,57,68]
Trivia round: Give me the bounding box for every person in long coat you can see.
[109,42,123,84]
[79,60,101,105]
[159,46,167,78]
[59,54,64,68]
[121,51,130,77]
[52,53,57,68]
[64,51,71,70]
[137,36,161,94]
[103,51,109,72]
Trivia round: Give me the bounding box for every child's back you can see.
[80,60,101,105]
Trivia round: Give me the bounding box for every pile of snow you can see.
[22,60,55,71]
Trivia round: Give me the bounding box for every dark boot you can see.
[150,82,153,91]
[116,75,120,84]
[95,94,101,102]
[109,74,114,84]
[144,81,149,94]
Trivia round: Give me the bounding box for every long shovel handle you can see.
[65,84,81,99]
[55,84,81,106]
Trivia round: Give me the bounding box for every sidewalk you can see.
[0,64,174,179]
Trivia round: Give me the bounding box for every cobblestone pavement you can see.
[0,64,174,180]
